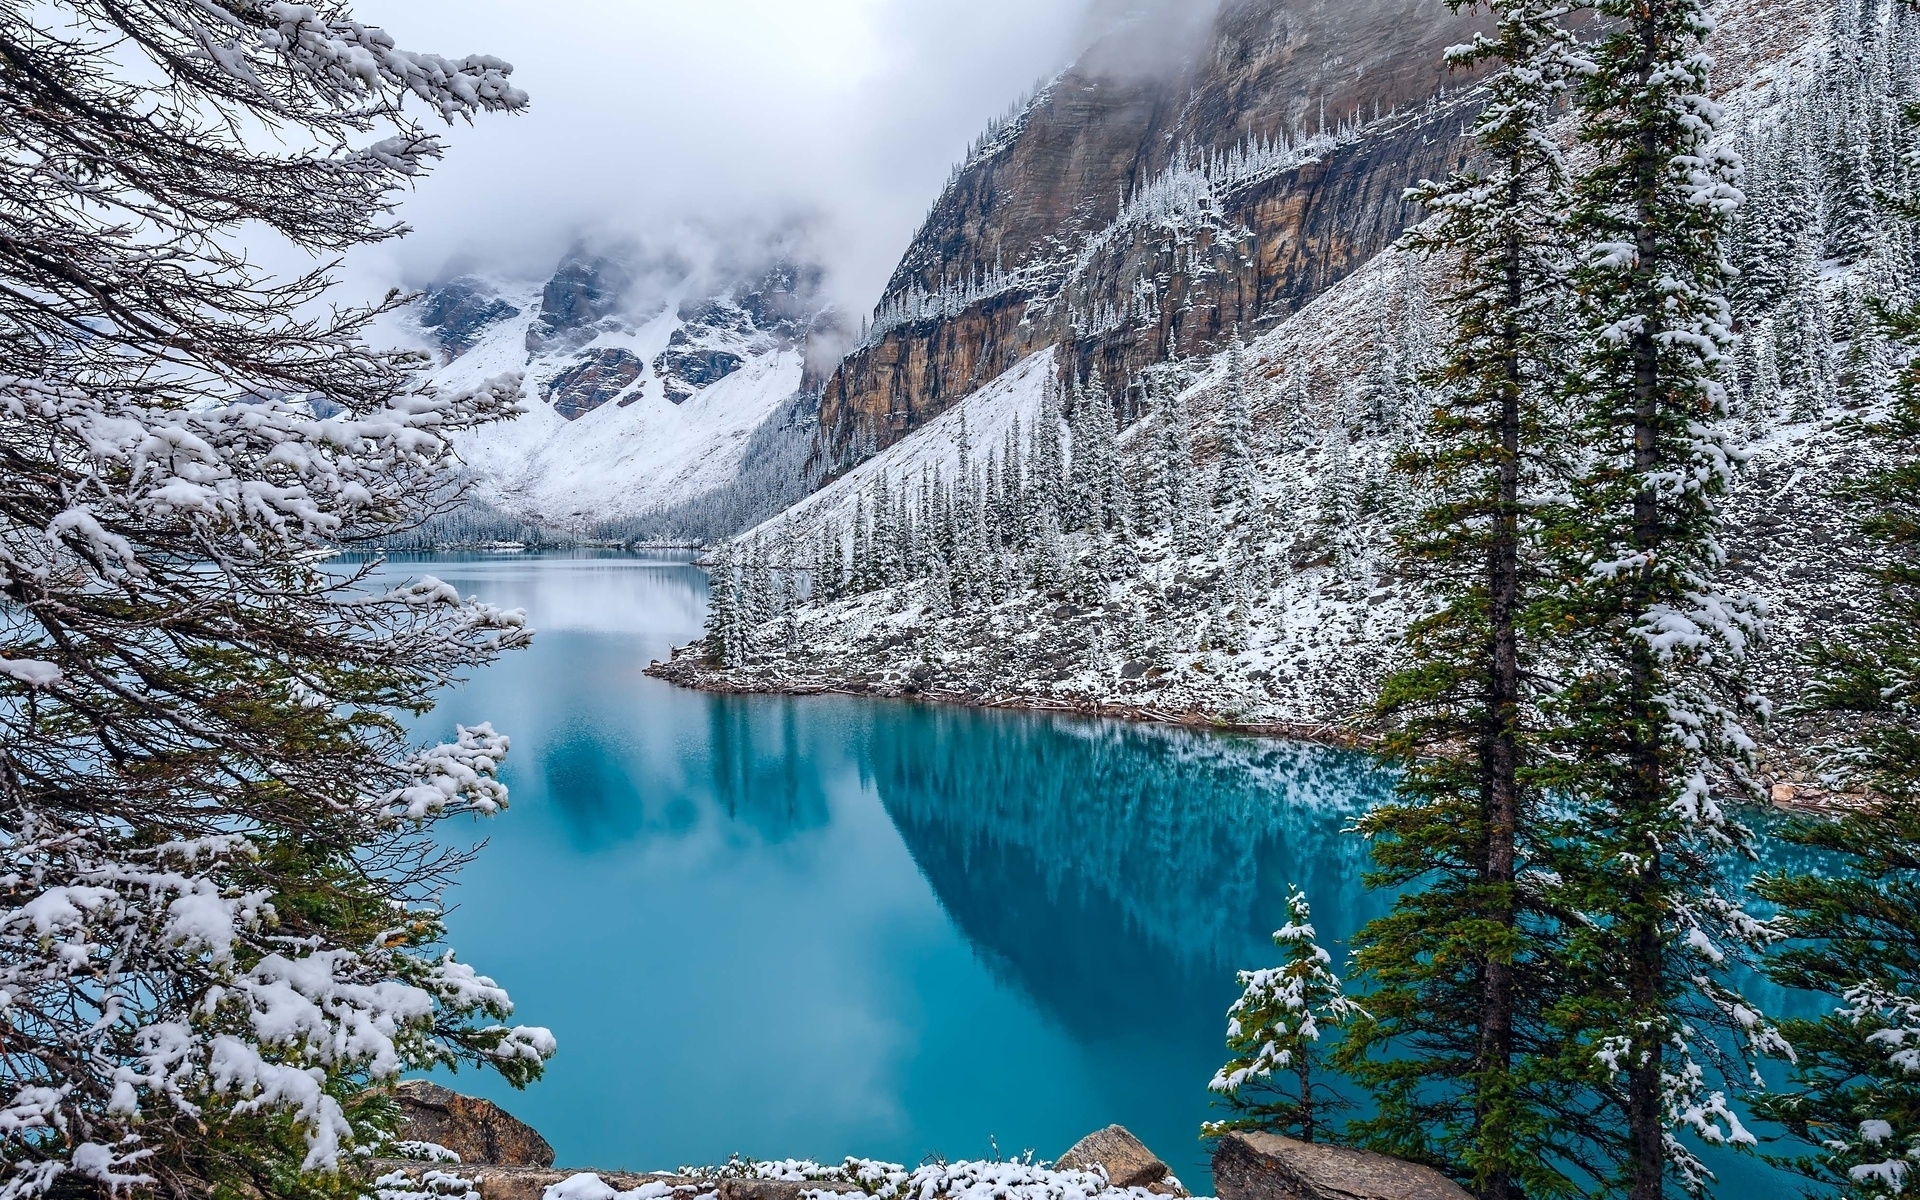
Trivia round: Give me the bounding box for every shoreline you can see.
[646,645,1864,813]
[649,643,1389,755]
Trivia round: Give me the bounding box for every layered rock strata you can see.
[816,0,1489,463]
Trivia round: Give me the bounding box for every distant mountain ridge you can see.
[407,245,843,535]
[659,0,1897,794]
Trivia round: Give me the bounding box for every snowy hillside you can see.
[397,252,831,531]
[746,350,1059,546]
[654,0,1897,795]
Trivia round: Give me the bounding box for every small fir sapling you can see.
[1205,888,1358,1143]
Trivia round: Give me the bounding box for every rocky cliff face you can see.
[816,0,1486,465]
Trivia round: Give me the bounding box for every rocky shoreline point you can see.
[375,1083,1468,1200]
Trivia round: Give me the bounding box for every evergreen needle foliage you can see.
[1337,3,1595,1198]
[1752,100,1920,1193]
[1539,0,1790,1194]
[1205,888,1357,1144]
[0,4,547,1198]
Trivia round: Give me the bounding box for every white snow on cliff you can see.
[399,282,806,526]
[744,348,1058,543]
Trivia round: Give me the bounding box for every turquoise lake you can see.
[386,552,1818,1196]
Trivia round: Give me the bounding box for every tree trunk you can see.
[1625,14,1669,1196]
[1475,174,1528,1200]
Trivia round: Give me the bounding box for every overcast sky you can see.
[347,0,1095,311]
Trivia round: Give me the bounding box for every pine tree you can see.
[1840,301,1890,412]
[1750,153,1920,1200]
[1781,282,1837,422]
[1828,102,1881,264]
[744,534,774,634]
[1137,377,1172,532]
[1036,373,1068,527]
[1067,373,1096,531]
[853,493,874,593]
[1205,888,1358,1144]
[0,6,549,1196]
[1279,371,1313,449]
[818,521,845,600]
[704,541,739,663]
[1163,383,1199,552]
[1337,5,1586,1195]
[1093,374,1130,534]
[1314,418,1355,566]
[1217,335,1259,510]
[872,474,898,587]
[1547,0,1790,1193]
[1361,323,1407,439]
[1749,324,1785,435]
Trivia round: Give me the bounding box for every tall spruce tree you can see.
[1217,335,1259,510]
[1336,4,1584,1196]
[1163,383,1199,551]
[1546,0,1788,1194]
[703,541,740,664]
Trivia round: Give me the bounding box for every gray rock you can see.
[652,344,745,404]
[393,1081,555,1168]
[417,278,521,359]
[544,348,646,420]
[1056,1125,1185,1194]
[528,256,634,354]
[1211,1132,1469,1200]
[714,1181,863,1200]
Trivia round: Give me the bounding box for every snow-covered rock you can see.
[403,251,831,529]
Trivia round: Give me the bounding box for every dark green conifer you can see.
[1336,2,1587,1196]
[1752,121,1920,1200]
[1542,0,1790,1193]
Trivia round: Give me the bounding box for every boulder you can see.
[1056,1125,1186,1195]
[1211,1133,1469,1200]
[394,1081,556,1168]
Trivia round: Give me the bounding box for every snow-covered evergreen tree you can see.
[704,541,740,664]
[0,5,550,1197]
[1216,335,1258,510]
[1161,383,1200,552]
[1550,0,1790,1192]
[1338,3,1584,1194]
[1314,419,1355,566]
[1828,102,1882,264]
[1205,888,1357,1143]
[1754,157,1920,1200]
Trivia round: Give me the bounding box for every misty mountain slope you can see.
[814,0,1495,470]
[657,0,1896,791]
[404,253,829,529]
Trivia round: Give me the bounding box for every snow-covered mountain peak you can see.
[402,246,836,528]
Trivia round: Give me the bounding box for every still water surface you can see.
[384,552,1811,1196]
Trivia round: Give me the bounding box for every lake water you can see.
[385,552,1815,1196]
